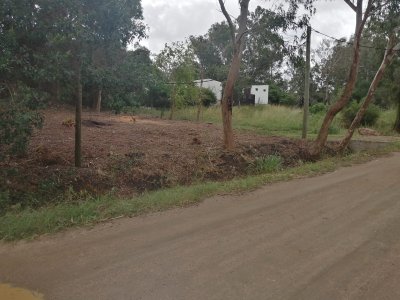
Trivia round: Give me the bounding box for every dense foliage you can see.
[342,100,380,127]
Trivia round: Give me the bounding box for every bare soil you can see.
[2,108,312,205]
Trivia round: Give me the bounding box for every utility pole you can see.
[302,25,311,139]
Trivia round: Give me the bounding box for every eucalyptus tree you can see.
[242,7,289,84]
[311,0,376,156]
[217,0,250,150]
[338,1,400,149]
[217,0,315,150]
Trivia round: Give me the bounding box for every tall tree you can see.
[242,7,288,84]
[338,0,400,148]
[339,28,400,150]
[310,0,374,156]
[218,0,250,150]
[50,0,146,166]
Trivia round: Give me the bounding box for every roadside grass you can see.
[1,142,399,242]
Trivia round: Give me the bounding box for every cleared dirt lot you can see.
[1,153,399,299]
[2,108,311,204]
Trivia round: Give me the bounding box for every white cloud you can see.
[139,0,356,54]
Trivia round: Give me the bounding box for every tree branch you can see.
[361,0,374,24]
[218,0,236,45]
[344,0,357,12]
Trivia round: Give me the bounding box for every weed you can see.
[249,155,282,174]
[0,190,10,213]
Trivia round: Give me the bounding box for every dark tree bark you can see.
[394,98,400,133]
[94,87,102,113]
[169,84,176,120]
[75,57,82,167]
[218,0,250,150]
[310,0,373,156]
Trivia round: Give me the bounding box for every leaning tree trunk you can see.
[218,0,250,150]
[339,34,400,151]
[310,0,372,156]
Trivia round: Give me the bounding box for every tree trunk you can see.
[75,58,82,168]
[55,80,61,102]
[394,99,400,133]
[218,0,250,150]
[169,84,176,120]
[339,35,400,150]
[94,87,102,113]
[302,26,311,139]
[310,0,372,156]
[196,69,204,122]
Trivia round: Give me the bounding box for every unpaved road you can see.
[1,153,400,300]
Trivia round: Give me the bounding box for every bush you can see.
[105,93,140,114]
[0,84,46,158]
[309,103,327,114]
[342,100,380,127]
[200,88,217,107]
[268,84,296,106]
[146,84,170,109]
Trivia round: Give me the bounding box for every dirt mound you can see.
[1,108,313,208]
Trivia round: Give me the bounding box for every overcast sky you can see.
[139,0,356,54]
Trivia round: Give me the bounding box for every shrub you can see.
[310,103,327,114]
[200,88,217,107]
[105,93,140,114]
[342,100,380,128]
[0,84,46,158]
[268,84,297,106]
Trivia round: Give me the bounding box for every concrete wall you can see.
[250,85,269,105]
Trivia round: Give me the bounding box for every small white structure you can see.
[194,79,223,103]
[251,85,269,105]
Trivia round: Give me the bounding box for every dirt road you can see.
[1,153,400,300]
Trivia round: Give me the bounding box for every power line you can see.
[165,79,216,85]
[310,26,399,52]
[286,19,399,52]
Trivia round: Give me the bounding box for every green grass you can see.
[374,109,399,135]
[1,142,400,241]
[137,105,398,138]
[138,105,344,137]
[248,154,283,174]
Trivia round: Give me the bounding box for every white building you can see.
[194,79,223,103]
[250,85,269,105]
